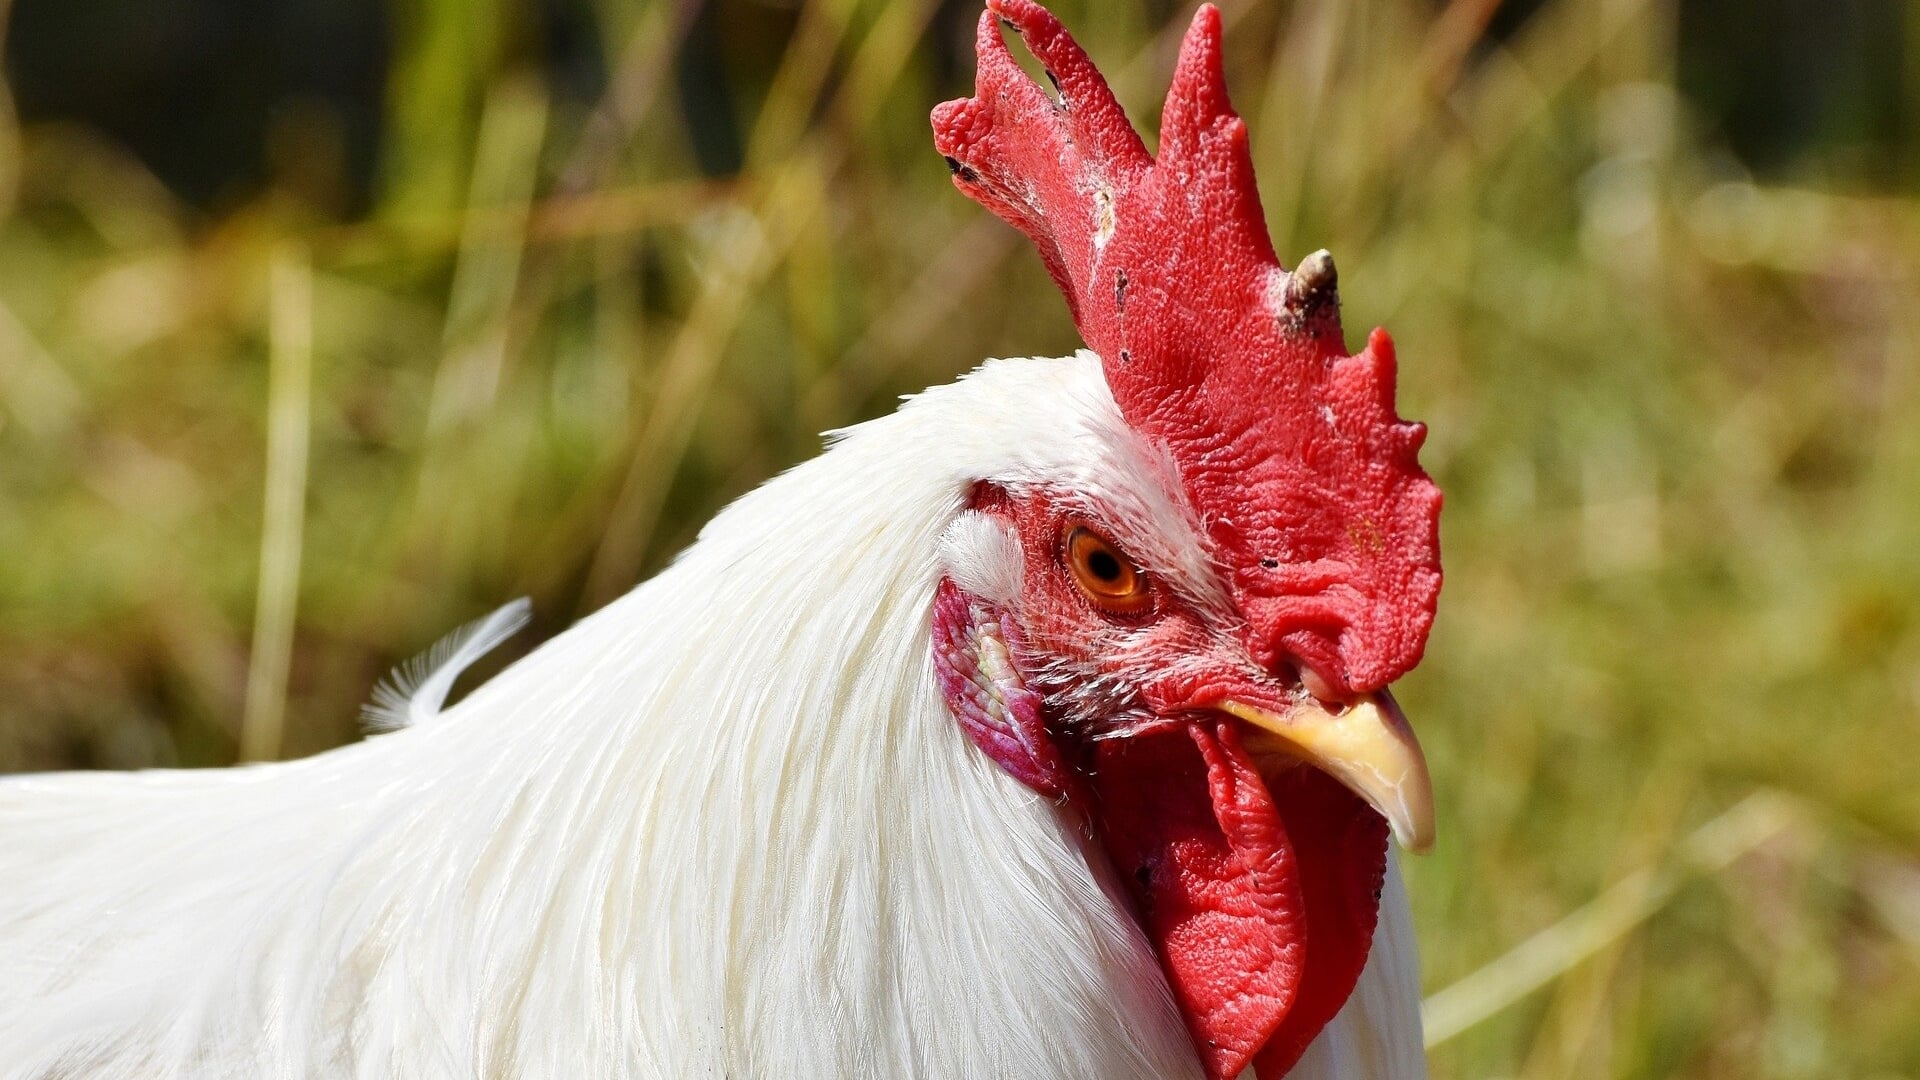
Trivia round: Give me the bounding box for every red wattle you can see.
[1091,722,1302,1080]
[1252,762,1390,1076]
[1090,721,1389,1080]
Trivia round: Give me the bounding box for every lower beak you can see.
[1216,691,1435,854]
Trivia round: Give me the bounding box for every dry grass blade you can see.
[1422,791,1806,1048]
[556,0,690,197]
[584,0,950,600]
[423,77,550,441]
[584,156,825,602]
[0,299,81,440]
[238,246,314,763]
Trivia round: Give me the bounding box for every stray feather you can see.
[361,598,532,732]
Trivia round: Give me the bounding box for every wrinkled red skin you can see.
[939,485,1388,1079]
[1095,727,1386,1079]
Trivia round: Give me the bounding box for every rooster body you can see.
[0,356,1423,1079]
[5,3,1450,1075]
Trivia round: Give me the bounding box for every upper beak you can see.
[1216,691,1435,854]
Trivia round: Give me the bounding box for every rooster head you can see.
[928,2,1443,1077]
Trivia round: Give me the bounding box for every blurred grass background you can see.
[1,0,1917,1074]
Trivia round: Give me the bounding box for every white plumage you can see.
[0,354,1424,1078]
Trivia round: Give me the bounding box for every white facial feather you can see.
[936,510,1024,604]
[0,353,1423,1080]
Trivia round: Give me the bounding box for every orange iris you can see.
[1065,526,1151,614]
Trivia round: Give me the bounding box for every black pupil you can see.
[1087,548,1123,583]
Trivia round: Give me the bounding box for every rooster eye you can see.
[1064,526,1151,614]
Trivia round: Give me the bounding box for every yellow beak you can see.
[1218,691,1436,854]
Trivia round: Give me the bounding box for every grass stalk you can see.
[238,246,315,763]
[1423,791,1805,1048]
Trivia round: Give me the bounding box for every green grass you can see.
[1,0,1917,1074]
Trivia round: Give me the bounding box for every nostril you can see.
[1267,654,1349,711]
[1297,663,1343,707]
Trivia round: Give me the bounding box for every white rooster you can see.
[0,3,1442,1078]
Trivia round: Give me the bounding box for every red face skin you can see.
[937,483,1389,1080]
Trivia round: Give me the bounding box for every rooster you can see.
[0,2,1442,1078]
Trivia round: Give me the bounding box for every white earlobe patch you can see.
[937,510,1025,606]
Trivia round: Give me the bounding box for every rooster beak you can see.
[1217,691,1435,854]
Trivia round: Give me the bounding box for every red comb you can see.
[932,0,1441,694]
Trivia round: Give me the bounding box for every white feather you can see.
[936,509,1024,604]
[0,353,1425,1079]
[360,598,533,732]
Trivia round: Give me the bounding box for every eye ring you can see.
[1064,526,1152,614]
